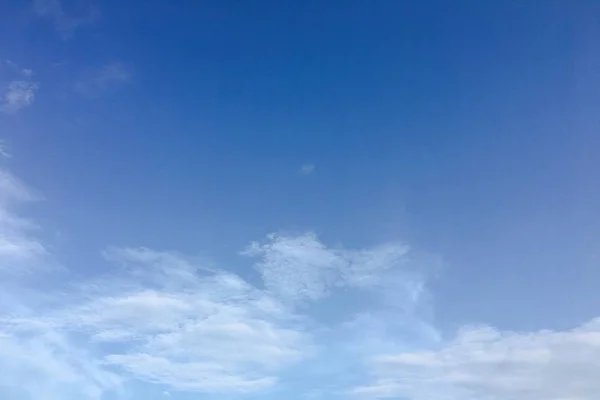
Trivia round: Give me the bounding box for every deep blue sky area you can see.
[1,1,600,400]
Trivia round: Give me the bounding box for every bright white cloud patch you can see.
[355,319,600,400]
[1,81,39,113]
[244,233,412,304]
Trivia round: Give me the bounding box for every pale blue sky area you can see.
[1,1,600,400]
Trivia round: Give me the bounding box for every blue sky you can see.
[1,1,600,399]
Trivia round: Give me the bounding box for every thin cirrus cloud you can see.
[3,160,600,399]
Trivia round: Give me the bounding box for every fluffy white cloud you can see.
[1,81,38,113]
[354,319,600,400]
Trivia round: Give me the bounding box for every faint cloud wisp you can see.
[75,62,132,98]
[299,163,315,175]
[33,0,99,38]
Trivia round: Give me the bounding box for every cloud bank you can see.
[2,162,600,400]
[355,320,600,399]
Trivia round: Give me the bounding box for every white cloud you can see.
[0,63,37,114]
[244,233,346,302]
[1,81,39,113]
[0,324,122,400]
[299,163,315,175]
[243,233,412,304]
[354,319,600,400]
[0,227,436,398]
[84,251,310,392]
[75,62,132,97]
[1,247,312,395]
[33,0,99,38]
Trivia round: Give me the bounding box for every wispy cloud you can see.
[3,247,311,394]
[0,169,47,272]
[244,233,413,304]
[299,163,315,175]
[1,81,39,114]
[0,219,435,399]
[0,141,11,159]
[33,0,99,38]
[75,62,132,98]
